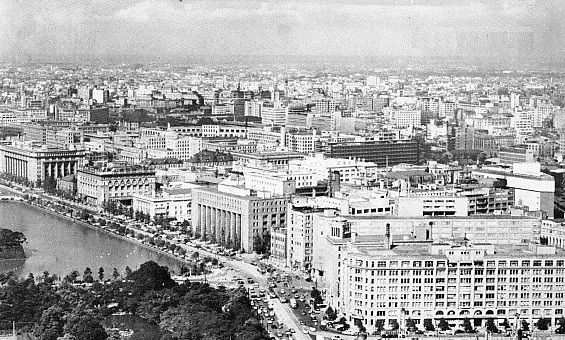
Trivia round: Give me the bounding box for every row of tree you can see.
[0,261,269,340]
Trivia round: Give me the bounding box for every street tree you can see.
[463,318,474,333]
[112,268,120,280]
[536,318,550,331]
[486,319,499,333]
[405,318,416,332]
[556,317,565,334]
[423,318,435,331]
[437,318,450,331]
[326,306,337,321]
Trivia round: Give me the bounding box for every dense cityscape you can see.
[2,0,565,340]
[0,56,564,340]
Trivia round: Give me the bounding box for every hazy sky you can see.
[1,0,564,62]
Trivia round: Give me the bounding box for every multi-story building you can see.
[211,103,234,116]
[396,196,469,217]
[0,141,84,185]
[191,178,289,252]
[462,187,515,215]
[285,131,317,154]
[396,187,515,217]
[315,229,565,334]
[391,109,422,128]
[270,227,287,267]
[290,153,379,185]
[541,220,565,249]
[473,131,515,152]
[324,140,419,168]
[286,205,322,271]
[77,164,156,206]
[244,99,262,117]
[512,109,534,143]
[231,151,304,170]
[499,146,535,165]
[201,124,248,138]
[448,124,474,152]
[261,105,288,126]
[472,163,554,218]
[312,212,540,252]
[132,186,196,221]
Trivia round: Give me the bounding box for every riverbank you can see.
[0,182,190,269]
[27,200,190,266]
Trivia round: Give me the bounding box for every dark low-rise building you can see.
[324,139,419,167]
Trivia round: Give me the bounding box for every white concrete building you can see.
[472,162,554,218]
[316,231,565,334]
[191,176,288,252]
[289,153,379,184]
[391,109,421,128]
[132,185,197,221]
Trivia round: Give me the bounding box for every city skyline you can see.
[1,0,565,64]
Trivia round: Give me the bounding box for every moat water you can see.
[0,199,184,278]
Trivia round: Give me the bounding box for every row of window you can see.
[351,259,565,268]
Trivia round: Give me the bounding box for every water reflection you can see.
[0,201,183,277]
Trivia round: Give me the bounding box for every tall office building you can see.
[191,178,288,252]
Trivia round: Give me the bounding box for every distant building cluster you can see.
[2,62,565,332]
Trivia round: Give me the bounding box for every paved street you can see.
[1,183,331,339]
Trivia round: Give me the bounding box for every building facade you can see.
[0,142,84,184]
[325,140,419,167]
[77,165,156,206]
[191,184,288,252]
[132,189,192,221]
[330,237,565,334]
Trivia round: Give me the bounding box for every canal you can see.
[0,200,184,278]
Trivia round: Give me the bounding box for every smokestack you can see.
[385,223,391,249]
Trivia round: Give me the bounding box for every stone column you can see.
[210,207,216,240]
[223,210,230,246]
[199,204,206,239]
[215,208,221,244]
[205,206,212,239]
[236,213,242,251]
[200,205,205,240]
[228,212,236,248]
[193,204,200,237]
